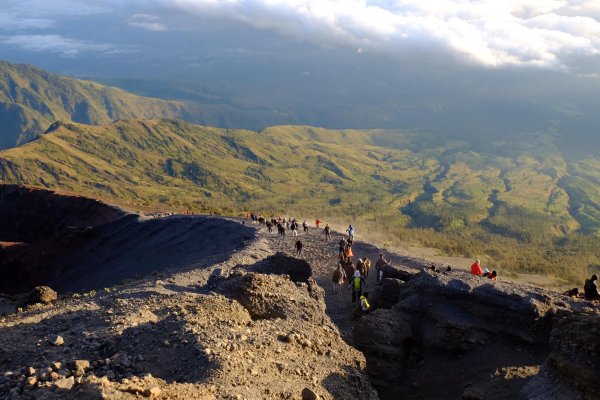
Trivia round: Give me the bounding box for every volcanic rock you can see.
[25,286,57,306]
[355,268,596,399]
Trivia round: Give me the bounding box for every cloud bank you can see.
[162,0,600,69]
[1,0,599,71]
[0,35,124,57]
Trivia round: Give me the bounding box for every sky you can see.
[1,0,599,72]
[1,0,600,142]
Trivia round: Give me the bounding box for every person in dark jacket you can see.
[295,240,303,256]
[584,274,600,300]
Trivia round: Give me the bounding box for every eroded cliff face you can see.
[0,185,125,294]
[521,313,600,400]
[355,266,600,400]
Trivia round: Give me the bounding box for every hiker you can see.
[338,238,346,258]
[291,221,298,237]
[332,262,346,294]
[344,242,354,261]
[360,292,370,313]
[375,253,390,284]
[266,221,273,233]
[346,225,355,239]
[277,223,286,237]
[342,258,355,285]
[470,259,483,276]
[316,219,321,229]
[303,220,309,232]
[353,291,371,319]
[584,274,600,300]
[349,270,366,303]
[295,240,303,256]
[356,258,365,276]
[482,269,497,280]
[362,258,371,277]
[324,224,331,240]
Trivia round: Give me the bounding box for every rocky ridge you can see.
[0,221,376,400]
[1,195,600,399]
[356,263,600,400]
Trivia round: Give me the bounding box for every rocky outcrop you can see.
[246,252,313,283]
[379,263,415,282]
[355,268,597,400]
[212,271,326,324]
[0,269,377,399]
[521,313,600,400]
[24,286,57,306]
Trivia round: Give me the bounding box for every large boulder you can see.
[24,286,57,305]
[213,271,326,324]
[380,263,415,282]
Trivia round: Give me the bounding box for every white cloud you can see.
[0,34,125,57]
[156,0,600,69]
[127,13,168,31]
[11,0,112,17]
[2,0,599,70]
[0,11,55,30]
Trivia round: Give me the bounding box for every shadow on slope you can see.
[0,185,255,294]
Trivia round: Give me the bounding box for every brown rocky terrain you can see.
[1,187,599,399]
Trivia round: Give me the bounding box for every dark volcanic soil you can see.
[0,185,254,294]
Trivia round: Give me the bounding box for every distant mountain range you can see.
[0,60,298,150]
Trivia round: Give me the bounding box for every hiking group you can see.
[247,213,337,259]
[331,225,392,319]
[247,214,379,318]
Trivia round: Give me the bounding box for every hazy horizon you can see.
[2,0,600,146]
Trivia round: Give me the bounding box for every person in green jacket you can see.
[349,270,366,303]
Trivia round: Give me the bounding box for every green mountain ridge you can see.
[1,119,600,283]
[0,60,196,150]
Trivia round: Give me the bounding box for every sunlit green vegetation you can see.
[1,120,599,284]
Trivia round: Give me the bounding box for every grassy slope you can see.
[1,120,600,283]
[0,60,189,149]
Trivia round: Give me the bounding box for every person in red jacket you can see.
[470,259,483,275]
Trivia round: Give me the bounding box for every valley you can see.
[1,120,600,283]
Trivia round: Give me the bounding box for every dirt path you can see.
[264,225,389,344]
